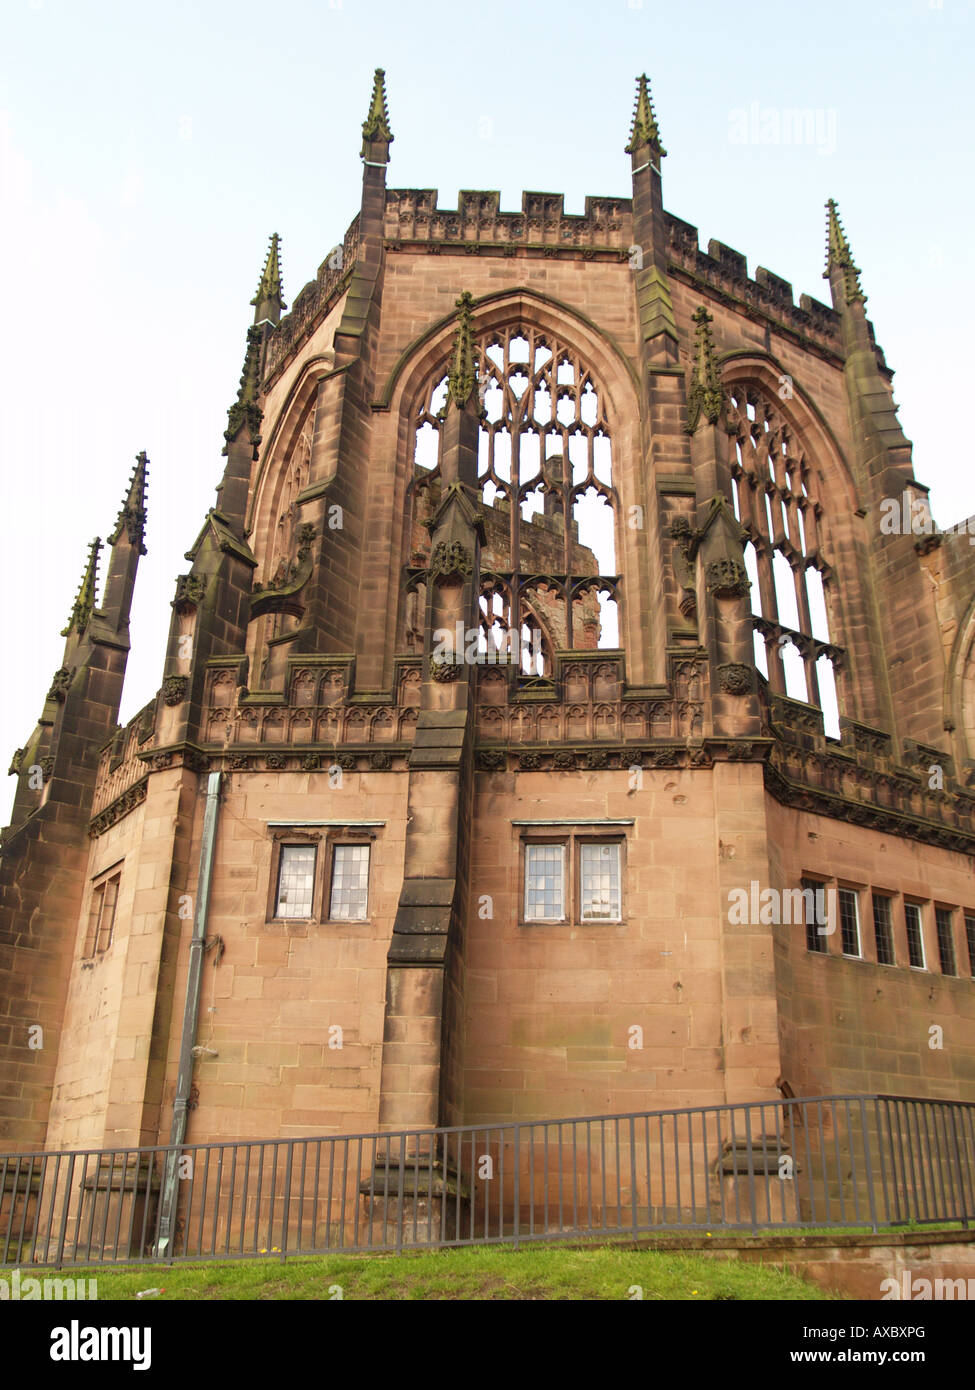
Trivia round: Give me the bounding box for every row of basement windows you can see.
[803,878,975,978]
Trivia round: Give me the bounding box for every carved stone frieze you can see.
[89,778,148,838]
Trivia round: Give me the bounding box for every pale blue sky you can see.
[1,0,972,818]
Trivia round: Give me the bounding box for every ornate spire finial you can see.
[447,292,477,408]
[250,233,286,325]
[224,325,264,452]
[687,305,724,431]
[107,452,149,555]
[625,73,666,157]
[61,537,102,637]
[824,199,866,306]
[362,68,394,144]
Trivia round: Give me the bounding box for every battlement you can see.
[263,188,865,391]
[263,214,360,383]
[383,188,632,249]
[665,213,843,354]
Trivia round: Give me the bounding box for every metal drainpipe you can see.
[155,769,222,1258]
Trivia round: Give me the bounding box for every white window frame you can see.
[579,841,623,923]
[275,842,318,919]
[524,842,567,922]
[327,842,372,922]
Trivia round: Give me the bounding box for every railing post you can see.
[859,1098,879,1233]
[630,1118,638,1240]
[946,1105,970,1229]
[55,1154,75,1270]
[513,1124,520,1250]
[281,1140,294,1260]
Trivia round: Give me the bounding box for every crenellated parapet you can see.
[383,188,631,251]
[262,215,360,386]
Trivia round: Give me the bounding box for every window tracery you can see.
[407,327,620,675]
[728,386,842,735]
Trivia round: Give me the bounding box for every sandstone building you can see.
[2,73,974,1160]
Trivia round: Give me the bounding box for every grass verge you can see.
[23,1245,843,1301]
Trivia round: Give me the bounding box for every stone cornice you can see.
[88,776,149,839]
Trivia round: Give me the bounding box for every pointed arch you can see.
[720,352,877,729]
[381,289,652,685]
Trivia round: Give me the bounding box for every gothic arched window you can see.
[408,326,620,675]
[728,386,842,736]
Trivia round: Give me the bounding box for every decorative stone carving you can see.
[253,523,317,597]
[228,754,251,770]
[163,675,189,706]
[477,750,505,771]
[686,305,725,432]
[429,540,473,583]
[265,752,286,770]
[717,663,753,696]
[705,558,750,598]
[8,748,24,777]
[431,655,461,682]
[39,757,54,782]
[447,292,477,408]
[172,574,207,611]
[518,753,541,771]
[669,519,698,618]
[553,751,575,770]
[369,751,392,770]
[46,668,71,703]
[88,778,148,838]
[301,753,320,771]
[337,754,357,771]
[678,590,697,619]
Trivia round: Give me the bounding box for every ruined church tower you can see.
[2,72,974,1157]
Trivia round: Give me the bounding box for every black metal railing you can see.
[1,1093,972,1268]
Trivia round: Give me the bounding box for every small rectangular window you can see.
[904,903,926,970]
[84,872,120,957]
[580,843,621,922]
[802,878,828,953]
[276,844,317,918]
[328,844,370,920]
[838,888,861,958]
[525,843,566,921]
[935,907,957,976]
[872,894,895,966]
[966,915,975,977]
